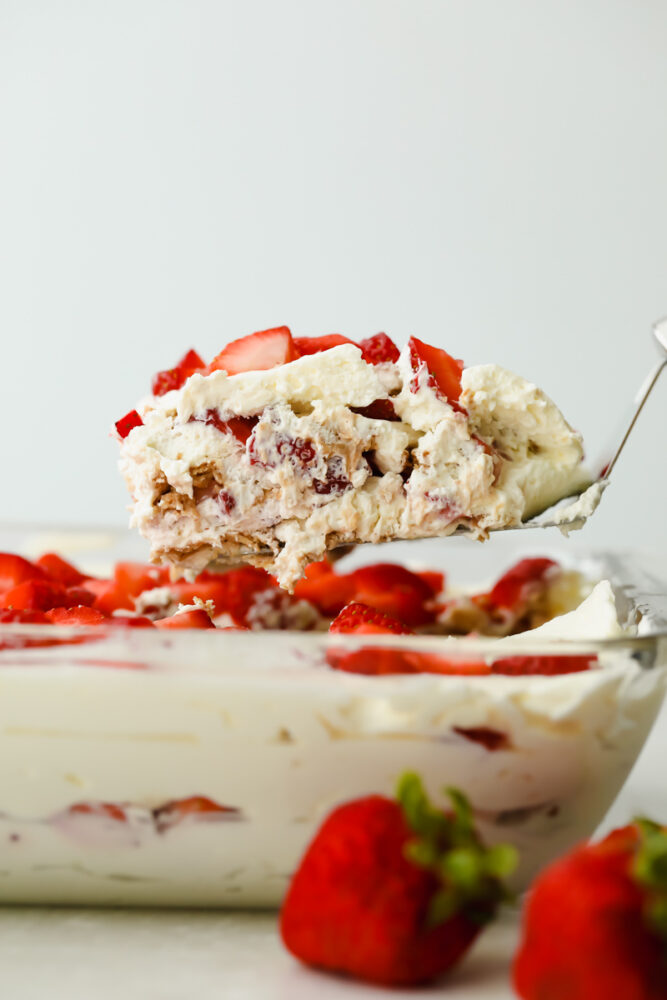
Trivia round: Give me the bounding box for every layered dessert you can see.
[0,542,665,906]
[116,328,589,588]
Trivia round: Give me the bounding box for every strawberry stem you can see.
[397,773,517,928]
[633,817,667,941]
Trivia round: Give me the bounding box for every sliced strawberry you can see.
[491,655,596,676]
[408,337,464,404]
[293,571,356,617]
[0,608,49,624]
[0,553,47,592]
[358,333,400,364]
[208,326,298,375]
[153,795,240,832]
[152,348,205,396]
[351,564,437,627]
[416,570,445,597]
[46,606,108,625]
[115,409,143,439]
[294,334,356,356]
[1,579,69,611]
[105,615,156,628]
[486,558,558,611]
[154,609,216,629]
[329,602,414,635]
[113,562,170,600]
[36,552,89,587]
[68,802,128,822]
[190,410,258,444]
[351,399,400,421]
[64,585,97,607]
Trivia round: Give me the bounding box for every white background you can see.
[1,0,666,551]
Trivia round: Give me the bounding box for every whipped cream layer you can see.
[119,345,588,588]
[0,580,663,907]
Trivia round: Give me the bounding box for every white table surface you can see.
[1,699,664,1000]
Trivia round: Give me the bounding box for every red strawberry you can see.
[115,409,143,439]
[491,654,596,676]
[46,606,108,625]
[0,608,49,624]
[0,553,46,591]
[294,334,356,355]
[153,795,239,832]
[487,557,558,611]
[154,608,216,629]
[36,552,89,587]
[207,326,298,375]
[1,578,68,611]
[408,337,464,404]
[359,332,400,364]
[281,774,516,986]
[329,602,414,635]
[152,348,205,396]
[351,563,438,627]
[105,615,156,628]
[68,802,128,823]
[189,410,259,444]
[514,820,667,1000]
[293,566,356,617]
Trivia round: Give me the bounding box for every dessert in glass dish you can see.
[0,528,665,907]
[115,327,590,589]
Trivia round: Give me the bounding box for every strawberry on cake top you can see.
[116,327,588,589]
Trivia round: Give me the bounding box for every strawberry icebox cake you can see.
[0,326,664,908]
[115,327,590,589]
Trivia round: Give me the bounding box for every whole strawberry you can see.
[514,820,667,1000]
[280,774,516,986]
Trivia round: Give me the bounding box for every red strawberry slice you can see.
[486,558,558,611]
[0,553,47,591]
[105,615,156,628]
[152,348,205,396]
[1,579,69,611]
[46,606,108,625]
[491,655,596,676]
[408,337,464,404]
[113,562,170,600]
[153,795,240,832]
[189,410,258,444]
[208,326,298,375]
[416,570,445,597]
[0,608,49,624]
[36,552,89,587]
[329,602,414,635]
[154,609,216,630]
[68,802,128,823]
[294,334,356,356]
[359,333,400,364]
[351,564,438,627]
[115,409,143,439]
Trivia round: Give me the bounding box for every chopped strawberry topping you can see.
[154,609,216,630]
[115,409,143,439]
[152,349,206,396]
[208,326,298,375]
[36,552,89,587]
[0,608,49,624]
[0,553,47,591]
[350,563,438,627]
[329,602,414,635]
[1,579,69,611]
[408,337,464,404]
[358,332,400,364]
[294,334,356,355]
[487,558,558,610]
[46,606,108,625]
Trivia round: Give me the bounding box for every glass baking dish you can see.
[0,527,665,907]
